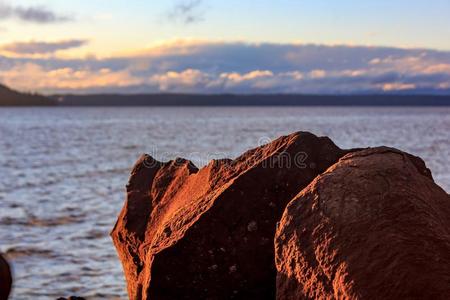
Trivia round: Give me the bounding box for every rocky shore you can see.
[111,132,450,300]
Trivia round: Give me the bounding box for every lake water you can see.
[0,106,449,299]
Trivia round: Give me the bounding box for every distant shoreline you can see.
[53,94,450,107]
[2,92,450,107]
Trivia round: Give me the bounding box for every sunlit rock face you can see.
[111,132,349,300]
[275,147,450,300]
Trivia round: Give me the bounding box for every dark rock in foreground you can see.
[0,254,12,300]
[275,147,450,300]
[111,132,349,299]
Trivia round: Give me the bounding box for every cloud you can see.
[1,39,88,55]
[0,2,72,23]
[1,41,450,94]
[150,69,210,91]
[0,62,143,92]
[381,83,416,92]
[168,0,205,24]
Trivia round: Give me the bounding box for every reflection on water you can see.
[0,106,449,299]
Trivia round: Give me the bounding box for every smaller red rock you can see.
[275,147,450,300]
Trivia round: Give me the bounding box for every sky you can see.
[0,0,450,94]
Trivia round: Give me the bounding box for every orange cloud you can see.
[381,83,416,92]
[0,63,142,92]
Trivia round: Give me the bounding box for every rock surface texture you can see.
[0,254,12,300]
[275,147,450,300]
[111,132,350,300]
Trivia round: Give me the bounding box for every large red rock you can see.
[275,147,450,300]
[111,132,350,299]
[0,254,12,300]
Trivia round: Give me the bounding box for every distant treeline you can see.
[57,94,450,106]
[0,84,56,106]
[2,82,450,106]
